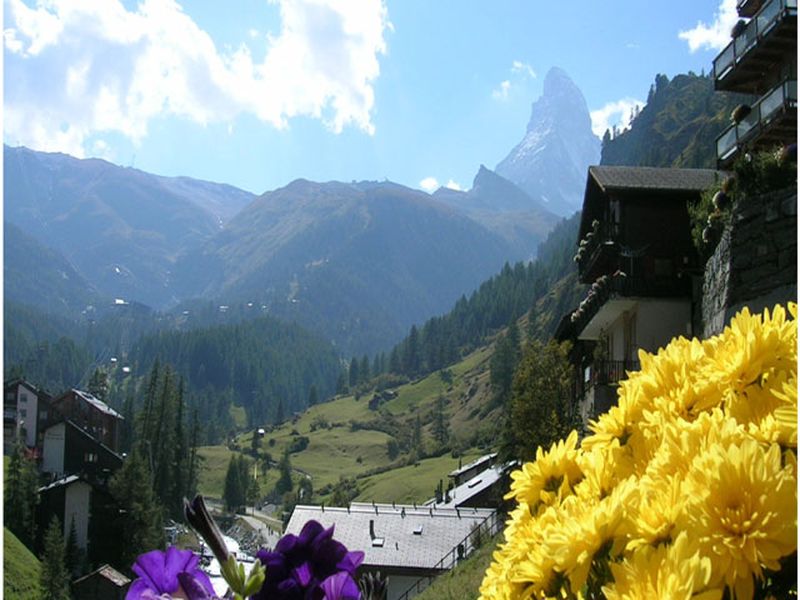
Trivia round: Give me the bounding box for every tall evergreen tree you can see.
[87,367,109,402]
[109,452,164,571]
[275,448,293,496]
[40,516,70,600]
[432,394,449,448]
[5,441,39,548]
[223,455,246,513]
[359,355,370,384]
[307,385,319,407]
[348,357,359,388]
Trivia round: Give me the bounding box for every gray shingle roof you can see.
[437,462,515,509]
[448,452,496,479]
[72,389,124,419]
[286,503,495,571]
[589,166,722,192]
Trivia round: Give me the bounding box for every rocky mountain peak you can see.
[496,67,600,217]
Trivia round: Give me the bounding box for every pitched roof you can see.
[71,389,124,419]
[448,453,497,479]
[72,564,131,587]
[38,474,84,493]
[588,166,721,193]
[437,461,516,509]
[286,503,495,571]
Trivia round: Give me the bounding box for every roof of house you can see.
[448,453,497,479]
[72,564,131,587]
[588,166,721,193]
[69,390,124,419]
[38,474,85,493]
[286,503,495,571]
[436,461,516,509]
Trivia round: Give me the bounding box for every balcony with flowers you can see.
[712,0,797,94]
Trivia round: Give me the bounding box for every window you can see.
[19,409,27,418]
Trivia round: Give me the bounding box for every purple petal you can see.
[177,572,216,600]
[298,521,327,548]
[320,572,360,600]
[126,579,158,599]
[132,549,177,594]
[276,533,299,555]
[293,562,314,587]
[336,551,364,575]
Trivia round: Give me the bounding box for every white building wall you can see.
[42,423,66,476]
[387,574,426,600]
[635,300,692,354]
[17,386,39,447]
[64,481,92,550]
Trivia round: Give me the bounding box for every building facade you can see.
[713,0,797,166]
[556,166,721,420]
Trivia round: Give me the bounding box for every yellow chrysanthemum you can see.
[505,431,582,511]
[624,474,685,551]
[681,440,797,599]
[480,304,797,600]
[603,532,722,600]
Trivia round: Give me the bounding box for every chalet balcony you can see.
[716,79,797,165]
[713,0,797,94]
[576,221,620,282]
[4,408,17,423]
[591,359,641,386]
[739,0,767,18]
[568,274,692,341]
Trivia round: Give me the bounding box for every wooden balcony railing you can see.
[591,359,641,386]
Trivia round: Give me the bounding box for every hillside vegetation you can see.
[601,72,744,169]
[4,527,43,600]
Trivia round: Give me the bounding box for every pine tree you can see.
[65,517,81,577]
[359,355,370,384]
[223,455,246,513]
[307,385,319,407]
[4,441,39,548]
[109,452,164,571]
[275,448,293,496]
[432,395,449,447]
[40,516,71,600]
[87,367,109,402]
[348,357,359,388]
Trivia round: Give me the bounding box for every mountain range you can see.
[3,67,598,355]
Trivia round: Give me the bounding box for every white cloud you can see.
[511,60,536,79]
[590,98,646,137]
[419,176,439,193]
[3,0,390,156]
[492,59,536,101]
[678,0,738,53]
[492,80,511,101]
[444,179,462,191]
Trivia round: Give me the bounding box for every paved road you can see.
[239,515,282,549]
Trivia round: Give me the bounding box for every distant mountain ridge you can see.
[175,178,535,354]
[496,67,601,216]
[600,73,744,168]
[3,145,256,308]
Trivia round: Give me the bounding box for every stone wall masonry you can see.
[702,187,797,338]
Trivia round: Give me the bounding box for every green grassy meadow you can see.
[199,343,503,505]
[4,528,43,600]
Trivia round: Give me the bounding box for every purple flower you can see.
[252,520,363,600]
[127,546,218,600]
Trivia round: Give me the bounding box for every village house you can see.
[4,378,53,453]
[555,166,721,420]
[286,502,498,600]
[41,419,124,482]
[47,388,124,452]
[71,564,131,600]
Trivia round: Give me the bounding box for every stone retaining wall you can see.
[702,187,797,338]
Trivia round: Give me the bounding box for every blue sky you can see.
[4,0,739,195]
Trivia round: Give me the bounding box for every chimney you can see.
[369,519,376,540]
